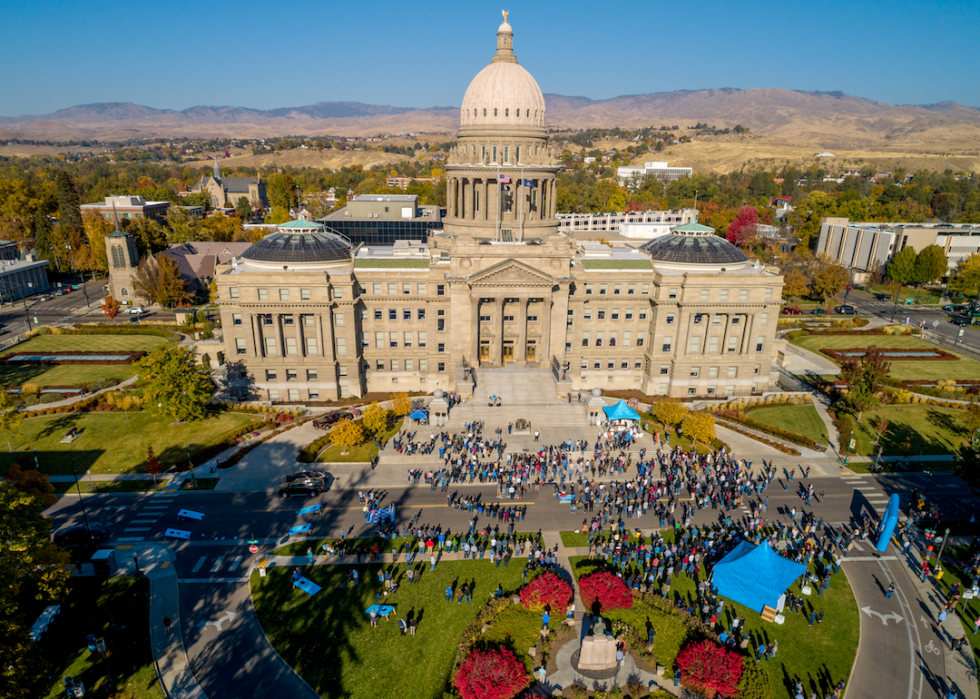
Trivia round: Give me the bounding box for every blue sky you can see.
[1,0,978,116]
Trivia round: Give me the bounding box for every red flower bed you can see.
[676,640,744,697]
[579,571,632,611]
[455,648,530,699]
[520,572,573,614]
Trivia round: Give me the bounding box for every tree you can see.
[579,571,633,611]
[913,244,948,302]
[782,268,809,301]
[146,446,162,484]
[4,459,55,505]
[133,254,191,307]
[361,403,389,435]
[235,196,252,220]
[840,346,890,419]
[676,640,744,697]
[726,205,758,246]
[267,173,298,210]
[950,253,980,298]
[874,416,890,445]
[390,392,412,417]
[887,246,918,285]
[681,412,716,450]
[0,390,24,452]
[137,346,213,422]
[810,261,848,301]
[102,295,120,320]
[648,396,688,431]
[519,572,573,614]
[964,403,980,438]
[455,648,530,699]
[331,419,363,455]
[54,171,83,234]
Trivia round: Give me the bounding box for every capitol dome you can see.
[641,221,749,267]
[459,15,546,129]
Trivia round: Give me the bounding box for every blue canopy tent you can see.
[712,541,806,613]
[602,400,641,422]
[409,410,427,420]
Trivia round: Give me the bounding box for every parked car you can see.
[942,303,967,312]
[782,306,803,315]
[950,315,974,326]
[53,524,108,548]
[312,412,353,429]
[812,308,828,315]
[834,305,858,315]
[278,477,326,497]
[875,293,890,301]
[285,469,329,483]
[123,307,146,315]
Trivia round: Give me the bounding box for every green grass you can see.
[569,550,859,699]
[52,478,170,494]
[0,411,259,475]
[40,576,164,699]
[866,283,942,305]
[791,334,980,380]
[251,559,529,699]
[0,333,169,388]
[318,419,403,463]
[748,405,830,446]
[851,405,970,456]
[640,417,718,455]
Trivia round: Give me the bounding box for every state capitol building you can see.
[202,17,784,403]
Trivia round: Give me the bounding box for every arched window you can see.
[121,288,128,296]
[493,108,498,117]
[526,109,530,117]
[483,108,487,117]
[111,246,123,269]
[505,108,509,117]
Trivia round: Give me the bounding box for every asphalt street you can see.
[839,288,980,348]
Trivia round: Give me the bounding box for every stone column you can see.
[250,315,261,358]
[498,298,506,365]
[743,315,755,355]
[320,312,335,361]
[516,297,527,363]
[483,179,489,221]
[548,286,569,363]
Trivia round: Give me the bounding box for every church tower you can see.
[105,212,142,303]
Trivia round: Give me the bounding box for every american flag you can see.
[498,175,511,184]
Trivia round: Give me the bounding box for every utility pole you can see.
[186,443,198,488]
[842,429,854,466]
[935,527,951,571]
[70,458,93,539]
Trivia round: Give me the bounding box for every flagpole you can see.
[519,167,524,242]
[495,165,500,242]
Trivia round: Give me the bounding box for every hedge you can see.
[519,572,573,614]
[721,409,823,449]
[716,420,801,455]
[61,324,183,339]
[298,433,332,463]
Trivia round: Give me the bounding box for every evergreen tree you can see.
[54,171,83,234]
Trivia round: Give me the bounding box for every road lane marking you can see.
[118,537,145,542]
[131,519,158,524]
[228,556,243,571]
[841,556,897,561]
[210,556,225,573]
[191,556,207,573]
[124,527,151,532]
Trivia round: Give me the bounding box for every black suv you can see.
[875,293,889,301]
[834,305,858,315]
[312,412,353,429]
[278,477,326,497]
[285,469,329,482]
[53,524,108,548]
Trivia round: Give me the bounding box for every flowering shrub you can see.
[520,572,573,614]
[676,640,743,697]
[579,571,632,611]
[455,648,530,699]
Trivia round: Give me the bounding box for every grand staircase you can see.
[448,366,590,427]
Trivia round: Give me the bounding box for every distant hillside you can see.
[1,90,979,152]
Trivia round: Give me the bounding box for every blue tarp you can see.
[409,410,428,419]
[712,540,806,612]
[602,400,641,421]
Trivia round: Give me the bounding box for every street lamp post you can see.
[935,527,952,571]
[186,443,198,488]
[69,458,93,540]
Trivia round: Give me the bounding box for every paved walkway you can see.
[22,374,138,412]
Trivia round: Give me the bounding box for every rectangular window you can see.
[527,316,537,322]
[755,364,761,375]
[666,314,675,325]
[756,336,765,352]
[639,309,647,320]
[760,312,768,326]
[438,343,445,353]
[307,369,318,381]
[613,284,621,295]
[279,288,290,301]
[229,287,240,299]
[374,309,382,320]
[739,289,749,301]
[728,366,737,378]
[265,370,277,381]
[335,313,345,326]
[637,331,645,347]
[609,331,618,347]
[306,337,318,355]
[706,386,716,396]
[694,314,703,325]
[417,309,426,320]
[283,315,294,326]
[403,283,411,295]
[480,315,491,322]
[419,359,428,372]
[389,309,397,320]
[657,383,668,395]
[625,309,633,320]
[391,360,400,372]
[264,337,277,356]
[727,337,738,353]
[285,388,298,401]
[375,331,383,348]
[268,389,279,402]
[503,315,514,322]
[689,336,701,353]
[623,331,631,347]
[582,332,590,347]
[668,288,678,299]
[437,284,445,296]
[438,362,445,372]
[285,338,297,356]
[286,370,297,381]
[688,387,697,396]
[437,319,445,331]
[709,366,719,378]
[261,314,273,326]
[232,313,242,326]
[600,284,608,295]
[597,309,605,320]
[404,331,412,348]
[361,332,369,348]
[662,336,672,353]
[418,331,427,348]
[709,336,719,353]
[309,389,319,400]
[388,283,397,295]
[417,283,427,295]
[765,287,773,301]
[700,289,709,301]
[660,364,669,375]
[585,284,594,295]
[236,338,246,355]
[642,284,650,294]
[634,360,642,369]
[358,284,366,296]
[594,361,601,369]
[389,332,398,348]
[595,332,603,347]
[583,309,592,320]
[720,289,729,301]
[403,309,411,321]
[257,288,268,301]
[376,360,385,371]
[373,283,382,295]
[338,366,347,377]
[581,358,589,370]
[405,359,414,372]
[305,314,315,326]
[731,316,741,325]
[627,284,635,295]
[690,367,700,378]
[611,309,619,320]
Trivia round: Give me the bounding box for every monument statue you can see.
[502,9,509,22]
[577,615,617,671]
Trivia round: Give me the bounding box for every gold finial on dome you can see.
[495,10,515,61]
[502,9,509,22]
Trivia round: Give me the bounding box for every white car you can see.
[123,307,146,315]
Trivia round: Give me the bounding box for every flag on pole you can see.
[498,175,511,184]
[522,179,535,187]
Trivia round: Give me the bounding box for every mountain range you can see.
[1,89,979,149]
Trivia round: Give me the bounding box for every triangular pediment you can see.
[468,259,556,287]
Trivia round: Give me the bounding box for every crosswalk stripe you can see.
[191,556,207,573]
[124,527,151,532]
[131,519,157,524]
[178,577,249,584]
[118,536,145,542]
[210,556,225,573]
[228,556,243,572]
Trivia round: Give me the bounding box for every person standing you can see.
[886,582,895,598]
[409,616,417,635]
[938,609,949,629]
[541,611,550,631]
[430,554,437,571]
[163,616,172,634]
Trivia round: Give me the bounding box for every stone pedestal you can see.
[587,387,606,426]
[429,389,449,426]
[578,635,617,671]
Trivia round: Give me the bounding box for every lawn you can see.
[560,529,677,548]
[39,576,164,699]
[850,405,970,457]
[791,333,980,380]
[52,478,170,494]
[251,559,529,699]
[569,551,859,699]
[318,419,404,463]
[0,411,258,475]
[748,405,830,446]
[0,333,169,388]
